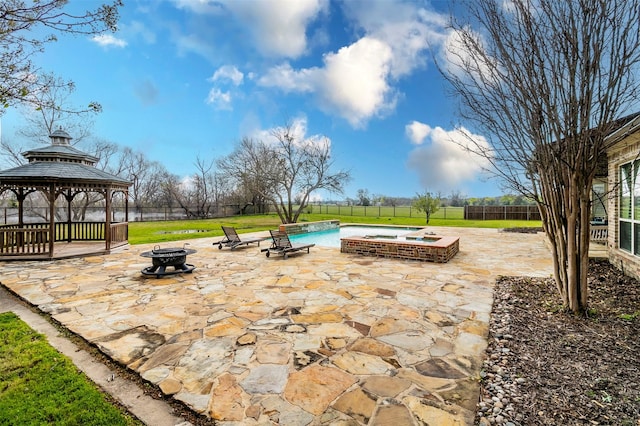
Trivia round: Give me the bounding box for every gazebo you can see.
[0,129,130,260]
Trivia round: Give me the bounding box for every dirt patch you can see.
[477,259,640,425]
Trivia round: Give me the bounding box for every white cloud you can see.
[210,65,244,86]
[91,34,127,48]
[206,66,244,110]
[405,120,431,144]
[205,88,232,110]
[319,37,395,127]
[342,0,447,78]
[222,0,327,58]
[406,123,491,192]
[168,0,455,127]
[258,63,317,93]
[169,0,326,59]
[255,1,452,127]
[259,37,396,128]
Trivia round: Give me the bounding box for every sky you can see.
[0,0,503,200]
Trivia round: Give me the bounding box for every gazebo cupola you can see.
[50,128,72,145]
[23,128,98,166]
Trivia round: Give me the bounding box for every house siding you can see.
[606,131,640,280]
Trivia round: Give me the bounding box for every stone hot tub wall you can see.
[340,235,460,263]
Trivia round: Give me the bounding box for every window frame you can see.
[619,160,640,255]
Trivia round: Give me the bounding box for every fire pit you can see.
[140,244,196,277]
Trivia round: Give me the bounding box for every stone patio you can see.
[0,227,553,425]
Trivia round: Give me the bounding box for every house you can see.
[604,113,640,279]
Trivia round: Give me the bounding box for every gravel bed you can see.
[476,260,640,425]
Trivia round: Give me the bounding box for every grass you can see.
[128,213,542,245]
[0,312,142,426]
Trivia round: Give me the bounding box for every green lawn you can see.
[129,213,542,245]
[310,205,465,219]
[0,312,141,426]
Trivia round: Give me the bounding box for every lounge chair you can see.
[262,229,315,259]
[214,226,265,250]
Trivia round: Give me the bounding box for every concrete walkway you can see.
[0,227,553,425]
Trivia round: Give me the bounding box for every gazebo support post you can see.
[17,188,24,227]
[105,187,112,251]
[66,189,72,243]
[48,184,55,258]
[16,188,25,249]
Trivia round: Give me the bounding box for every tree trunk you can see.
[538,166,592,314]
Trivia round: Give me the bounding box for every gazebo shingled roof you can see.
[0,129,128,187]
[0,161,130,186]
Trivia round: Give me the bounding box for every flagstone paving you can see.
[0,227,552,425]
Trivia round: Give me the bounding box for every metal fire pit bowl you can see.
[140,244,196,278]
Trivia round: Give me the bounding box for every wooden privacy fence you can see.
[464,205,541,221]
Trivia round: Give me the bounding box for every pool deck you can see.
[0,227,554,425]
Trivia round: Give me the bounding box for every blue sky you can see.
[1,0,502,199]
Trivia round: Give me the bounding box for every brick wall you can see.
[606,130,640,280]
[340,236,459,263]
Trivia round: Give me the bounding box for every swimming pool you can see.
[288,225,420,248]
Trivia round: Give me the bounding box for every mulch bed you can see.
[477,259,640,425]
[501,227,544,234]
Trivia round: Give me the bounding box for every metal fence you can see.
[308,204,464,219]
[1,205,467,223]
[3,204,543,223]
[463,205,541,221]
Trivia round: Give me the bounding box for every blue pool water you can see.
[288,225,420,248]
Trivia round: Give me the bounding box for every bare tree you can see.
[0,0,122,111]
[441,0,640,313]
[219,123,351,223]
[17,73,100,145]
[0,72,102,170]
[168,157,218,218]
[218,138,276,215]
[0,134,25,167]
[115,147,154,217]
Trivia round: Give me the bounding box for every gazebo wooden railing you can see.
[110,222,129,247]
[0,221,128,255]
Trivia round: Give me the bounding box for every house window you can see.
[591,182,607,220]
[619,160,640,254]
